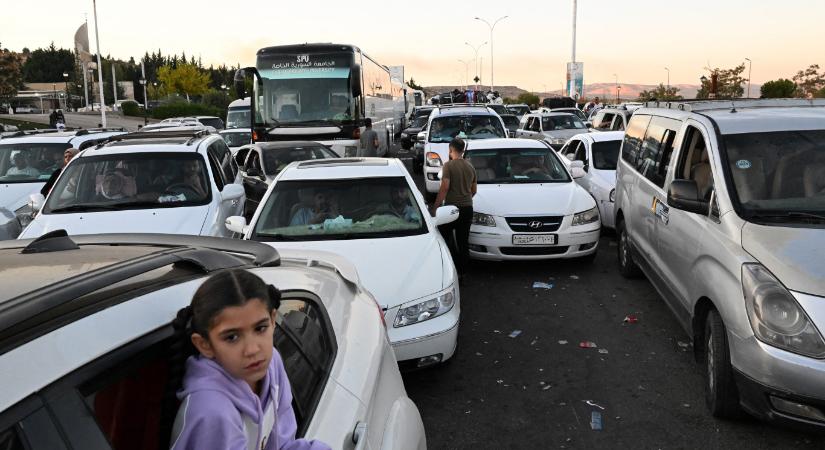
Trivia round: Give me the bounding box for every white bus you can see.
[236,43,406,156]
[226,97,250,129]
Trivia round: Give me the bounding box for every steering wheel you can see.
[165,183,199,199]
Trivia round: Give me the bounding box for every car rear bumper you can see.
[468,227,600,261]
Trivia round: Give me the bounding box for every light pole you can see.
[92,0,107,127]
[569,0,578,98]
[457,59,471,89]
[465,41,488,90]
[745,57,752,98]
[52,83,58,111]
[475,15,508,93]
[62,72,69,111]
[664,67,670,99]
[613,74,618,104]
[139,78,147,125]
[617,86,622,104]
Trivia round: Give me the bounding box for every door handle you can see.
[352,422,368,450]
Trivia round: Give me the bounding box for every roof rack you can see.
[436,103,492,109]
[297,157,388,168]
[98,129,212,147]
[3,128,76,138]
[643,98,825,112]
[75,127,126,136]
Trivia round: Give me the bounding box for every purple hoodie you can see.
[170,349,331,450]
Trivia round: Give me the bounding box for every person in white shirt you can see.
[5,153,40,177]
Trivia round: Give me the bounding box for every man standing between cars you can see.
[358,119,380,157]
[41,148,79,196]
[430,137,476,282]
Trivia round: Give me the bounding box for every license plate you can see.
[512,234,557,245]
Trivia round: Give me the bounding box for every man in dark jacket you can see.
[40,147,79,197]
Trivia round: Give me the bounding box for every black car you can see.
[408,106,434,123]
[400,115,429,150]
[499,114,520,137]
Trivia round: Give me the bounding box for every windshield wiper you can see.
[255,233,303,241]
[49,204,122,213]
[749,212,825,223]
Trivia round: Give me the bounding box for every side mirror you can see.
[667,179,709,215]
[225,215,248,235]
[571,167,586,179]
[417,131,426,142]
[570,160,584,169]
[246,167,263,178]
[434,205,459,226]
[351,66,362,98]
[233,69,247,100]
[221,183,245,201]
[29,193,45,212]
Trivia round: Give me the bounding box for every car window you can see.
[235,147,250,167]
[562,140,580,160]
[591,140,621,170]
[595,112,615,130]
[674,126,714,201]
[206,148,225,191]
[465,147,571,184]
[212,141,236,182]
[621,115,652,167]
[245,151,262,172]
[0,405,66,450]
[636,117,681,188]
[220,131,251,148]
[274,293,336,435]
[0,426,25,450]
[0,142,71,184]
[610,115,625,131]
[262,147,337,176]
[428,115,506,142]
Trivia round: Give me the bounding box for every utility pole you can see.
[745,58,752,98]
[111,63,118,110]
[465,41,488,91]
[664,67,670,99]
[92,0,107,126]
[141,60,149,125]
[569,0,578,98]
[475,15,508,93]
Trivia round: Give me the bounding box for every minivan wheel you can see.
[704,309,741,418]
[617,220,642,278]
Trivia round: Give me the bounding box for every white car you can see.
[559,131,624,229]
[19,129,245,239]
[514,112,591,151]
[464,138,601,262]
[227,157,463,369]
[219,127,252,154]
[0,128,126,239]
[422,104,508,199]
[0,233,426,450]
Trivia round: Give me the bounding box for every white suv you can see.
[19,129,245,239]
[0,232,425,449]
[0,128,126,239]
[422,105,507,199]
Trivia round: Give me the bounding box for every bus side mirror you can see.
[351,66,362,97]
[233,69,247,99]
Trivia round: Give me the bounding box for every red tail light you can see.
[252,130,258,142]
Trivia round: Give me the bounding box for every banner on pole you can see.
[566,62,584,99]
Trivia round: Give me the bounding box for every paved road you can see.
[397,158,824,449]
[1,112,157,132]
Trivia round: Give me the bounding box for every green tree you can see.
[21,42,75,82]
[760,79,797,98]
[516,92,540,106]
[792,64,824,98]
[407,78,424,91]
[156,63,210,102]
[637,83,683,102]
[696,64,747,99]
[0,44,24,105]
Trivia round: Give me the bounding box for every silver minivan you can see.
[614,99,825,430]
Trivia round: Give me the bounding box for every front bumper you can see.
[387,300,460,364]
[735,369,825,432]
[468,215,600,261]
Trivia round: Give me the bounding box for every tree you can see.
[792,64,825,98]
[0,44,23,104]
[21,42,76,82]
[156,63,210,102]
[637,83,683,102]
[696,64,747,99]
[760,79,797,98]
[407,78,424,91]
[516,92,540,106]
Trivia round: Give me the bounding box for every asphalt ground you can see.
[394,154,825,449]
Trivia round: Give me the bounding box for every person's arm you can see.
[430,165,450,216]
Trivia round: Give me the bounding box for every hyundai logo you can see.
[528,220,543,229]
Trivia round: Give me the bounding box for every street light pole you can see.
[465,41,488,91]
[475,15,508,93]
[664,67,670,99]
[92,0,107,127]
[458,59,471,89]
[745,57,752,98]
[613,73,618,104]
[62,72,69,111]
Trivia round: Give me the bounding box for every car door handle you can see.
[352,422,368,450]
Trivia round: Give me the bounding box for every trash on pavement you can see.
[509,330,522,338]
[677,341,691,350]
[542,385,552,391]
[623,314,638,324]
[558,340,568,345]
[579,341,598,348]
[598,348,609,354]
[590,411,603,430]
[532,281,554,289]
[584,400,605,410]
[570,275,580,280]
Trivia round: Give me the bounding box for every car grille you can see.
[500,246,569,256]
[506,216,563,232]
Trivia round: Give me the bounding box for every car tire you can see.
[704,309,741,418]
[617,220,642,278]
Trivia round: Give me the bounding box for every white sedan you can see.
[464,138,601,262]
[559,131,623,229]
[227,157,462,370]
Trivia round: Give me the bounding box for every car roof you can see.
[465,138,550,150]
[278,157,406,181]
[528,112,579,118]
[432,105,497,117]
[219,128,251,134]
[80,130,217,156]
[0,129,126,146]
[580,130,624,142]
[254,141,327,150]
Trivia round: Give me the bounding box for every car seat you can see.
[803,159,825,197]
[690,149,714,200]
[773,150,815,199]
[470,156,496,182]
[731,157,767,203]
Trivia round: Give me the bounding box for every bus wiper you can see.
[283,120,338,126]
[265,118,281,132]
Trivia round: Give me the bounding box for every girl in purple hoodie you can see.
[169,269,331,450]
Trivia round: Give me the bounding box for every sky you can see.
[2,0,823,91]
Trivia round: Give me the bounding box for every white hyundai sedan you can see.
[465,138,601,262]
[559,131,624,229]
[227,157,462,370]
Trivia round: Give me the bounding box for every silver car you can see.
[614,99,825,430]
[515,112,590,150]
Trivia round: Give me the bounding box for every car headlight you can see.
[571,206,599,226]
[14,203,35,228]
[742,264,825,358]
[609,188,616,203]
[472,212,496,227]
[547,137,567,146]
[426,152,442,167]
[394,286,456,328]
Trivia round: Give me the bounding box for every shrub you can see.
[150,102,223,120]
[120,100,143,117]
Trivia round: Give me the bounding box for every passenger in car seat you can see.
[169,269,331,450]
[690,148,714,200]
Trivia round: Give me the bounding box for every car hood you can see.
[742,222,825,296]
[473,182,594,216]
[1,182,43,212]
[266,233,447,308]
[19,206,211,239]
[541,129,588,140]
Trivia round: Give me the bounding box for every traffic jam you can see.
[2,39,825,450]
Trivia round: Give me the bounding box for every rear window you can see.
[591,141,621,170]
[198,118,224,130]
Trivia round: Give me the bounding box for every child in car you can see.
[170,269,331,450]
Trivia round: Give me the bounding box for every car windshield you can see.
[251,177,426,241]
[501,116,520,128]
[507,105,530,115]
[0,142,70,183]
[428,115,506,142]
[466,148,572,184]
[723,130,825,219]
[591,140,621,170]
[412,116,429,128]
[43,152,211,213]
[262,146,336,175]
[542,115,586,131]
[220,131,251,147]
[226,106,251,129]
[487,105,509,115]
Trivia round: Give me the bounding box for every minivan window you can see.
[621,115,652,166]
[723,129,825,220]
[637,116,680,187]
[591,140,621,170]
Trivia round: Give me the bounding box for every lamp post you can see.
[62,72,69,111]
[745,57,752,98]
[617,85,622,104]
[457,59,471,89]
[52,83,58,111]
[474,15,508,93]
[76,84,81,110]
[664,67,670,99]
[139,78,147,125]
[613,73,618,104]
[465,41,488,91]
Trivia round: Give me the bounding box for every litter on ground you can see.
[590,411,603,430]
[509,330,522,338]
[532,281,554,290]
[623,314,639,324]
[579,341,598,348]
[558,340,569,345]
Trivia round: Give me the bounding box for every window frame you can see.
[0,395,67,450]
